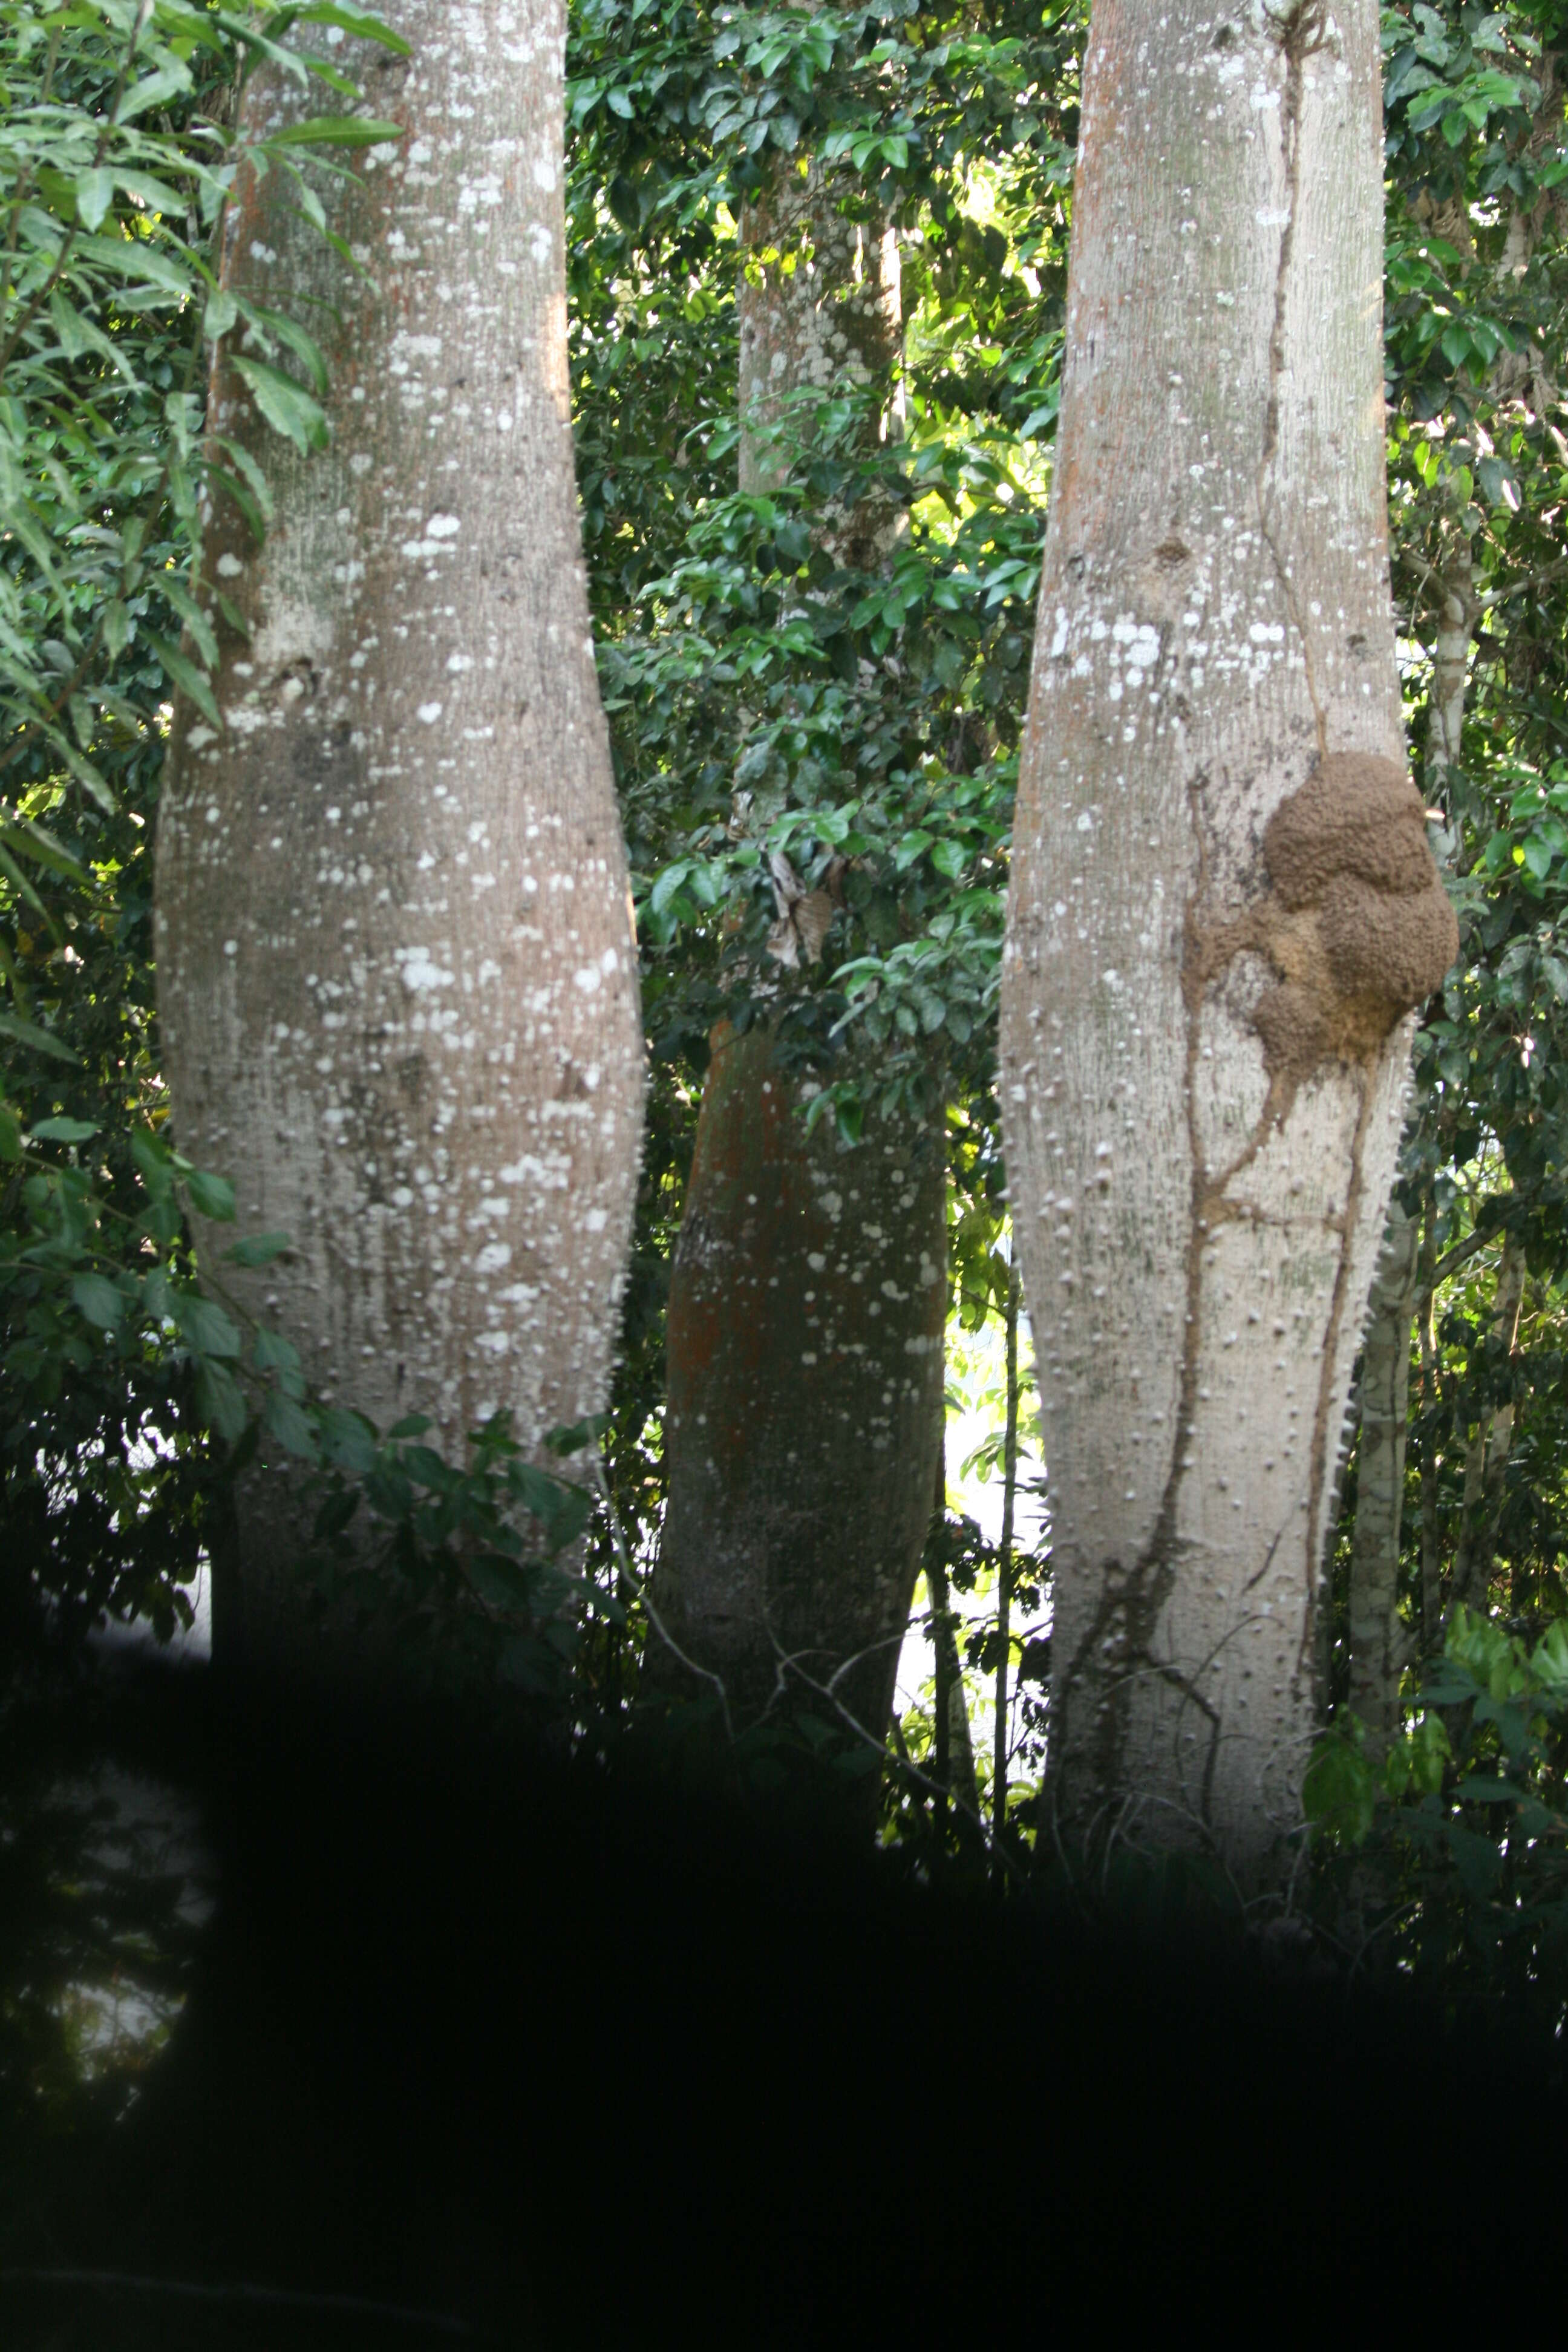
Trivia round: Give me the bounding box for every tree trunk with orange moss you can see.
[999,0,1456,1884]
[648,1025,946,1738]
[644,141,943,1759]
[155,2,642,1681]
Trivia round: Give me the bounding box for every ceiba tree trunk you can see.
[645,151,945,1749]
[999,0,1457,1882]
[156,1,642,1676]
[1344,1201,1420,1751]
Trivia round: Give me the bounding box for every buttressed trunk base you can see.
[999,0,1455,1884]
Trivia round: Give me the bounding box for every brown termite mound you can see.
[1191,755,1459,1119]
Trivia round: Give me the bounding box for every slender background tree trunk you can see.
[1417,1199,1443,1653]
[157,1,643,1679]
[1449,1232,1526,1618]
[926,1429,981,1817]
[649,1025,946,1739]
[1345,1201,1420,1751]
[999,0,1457,1881]
[645,137,945,1755]
[993,1256,1021,1828]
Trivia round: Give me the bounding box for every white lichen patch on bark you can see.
[155,2,642,1654]
[1001,0,1430,1878]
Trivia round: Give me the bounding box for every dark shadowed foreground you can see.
[1,1654,1557,2348]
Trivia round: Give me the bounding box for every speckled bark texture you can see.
[155,1,643,1674]
[737,154,903,568]
[648,1025,946,1737]
[999,0,1455,1881]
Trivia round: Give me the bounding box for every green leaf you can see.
[254,1324,305,1397]
[30,1117,98,1143]
[174,1292,243,1358]
[231,355,330,456]
[212,435,275,526]
[650,861,691,915]
[469,1555,537,1611]
[225,1230,292,1266]
[186,1168,237,1221]
[238,301,330,393]
[1303,1731,1377,1844]
[118,65,193,125]
[1532,1620,1568,1693]
[0,1011,78,1065]
[204,287,239,341]
[71,1273,124,1330]
[930,838,967,881]
[400,1444,454,1490]
[387,1413,433,1439]
[292,3,413,49]
[1445,1821,1504,1898]
[131,1129,175,1197]
[48,289,126,376]
[142,629,221,729]
[74,166,115,231]
[263,1388,318,1458]
[195,1359,249,1443]
[0,818,88,887]
[158,577,220,671]
[53,738,117,817]
[267,116,407,149]
[319,1405,378,1476]
[544,1417,606,1457]
[77,232,194,302]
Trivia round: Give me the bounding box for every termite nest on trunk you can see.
[1187,754,1459,1122]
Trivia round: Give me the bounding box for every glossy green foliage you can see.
[1310,1609,1568,2011]
[569,0,1083,1122]
[0,2,413,1649]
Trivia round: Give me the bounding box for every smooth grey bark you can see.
[645,148,943,1756]
[1345,1201,1421,1751]
[999,0,1457,1883]
[157,2,643,1679]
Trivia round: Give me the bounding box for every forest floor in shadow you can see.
[1,1648,1560,2347]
